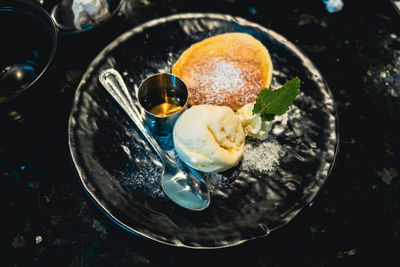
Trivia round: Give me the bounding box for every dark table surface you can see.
[2,0,400,266]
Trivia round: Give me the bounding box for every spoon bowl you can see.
[99,68,210,211]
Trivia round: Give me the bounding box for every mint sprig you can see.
[253,77,301,121]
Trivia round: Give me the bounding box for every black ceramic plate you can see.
[68,13,338,248]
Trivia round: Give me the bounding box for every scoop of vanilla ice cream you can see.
[173,105,245,173]
[236,103,271,140]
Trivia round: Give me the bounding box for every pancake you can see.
[172,32,273,110]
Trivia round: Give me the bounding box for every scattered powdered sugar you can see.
[189,57,261,106]
[115,137,175,199]
[204,172,229,190]
[117,156,165,198]
[195,59,244,94]
[117,133,281,199]
[202,137,282,194]
[241,137,282,172]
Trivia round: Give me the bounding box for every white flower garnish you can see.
[236,103,271,140]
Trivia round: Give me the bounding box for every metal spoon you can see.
[99,69,210,211]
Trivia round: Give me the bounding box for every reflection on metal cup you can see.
[138,73,188,135]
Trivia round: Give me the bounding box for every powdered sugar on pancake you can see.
[188,57,262,108]
[196,59,244,94]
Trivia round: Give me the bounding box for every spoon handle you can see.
[99,69,167,165]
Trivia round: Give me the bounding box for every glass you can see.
[0,0,57,105]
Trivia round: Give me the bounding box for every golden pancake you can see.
[172,32,273,110]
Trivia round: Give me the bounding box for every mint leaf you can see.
[253,77,301,121]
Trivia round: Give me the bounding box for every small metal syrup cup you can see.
[137,73,188,135]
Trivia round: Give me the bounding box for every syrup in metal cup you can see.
[138,73,188,135]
